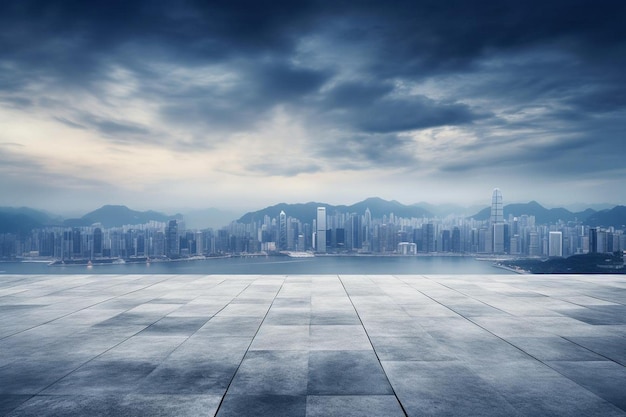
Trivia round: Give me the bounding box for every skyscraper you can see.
[166,220,179,258]
[93,227,102,259]
[589,228,598,253]
[316,207,326,253]
[491,188,505,253]
[491,188,503,224]
[278,210,287,251]
[549,231,563,257]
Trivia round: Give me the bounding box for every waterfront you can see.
[0,255,514,275]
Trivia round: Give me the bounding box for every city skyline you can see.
[4,193,622,261]
[1,1,626,213]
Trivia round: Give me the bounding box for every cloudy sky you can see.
[1,0,625,214]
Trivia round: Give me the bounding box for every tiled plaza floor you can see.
[0,274,625,416]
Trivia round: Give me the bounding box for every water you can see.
[0,256,513,275]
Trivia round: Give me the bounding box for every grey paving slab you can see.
[310,310,360,325]
[305,395,405,417]
[309,325,371,350]
[136,358,239,395]
[1,273,626,416]
[369,335,455,361]
[564,336,626,365]
[264,308,311,325]
[308,351,394,395]
[139,316,210,336]
[228,350,309,395]
[42,359,160,395]
[5,394,222,417]
[468,360,626,416]
[166,335,251,362]
[217,394,306,417]
[382,360,521,416]
[197,316,264,337]
[0,359,83,395]
[505,336,608,361]
[249,325,310,350]
[547,361,626,410]
[0,397,30,416]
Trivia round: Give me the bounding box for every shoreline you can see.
[492,263,530,274]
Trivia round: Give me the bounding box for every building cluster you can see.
[1,190,624,260]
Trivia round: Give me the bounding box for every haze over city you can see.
[1,1,625,214]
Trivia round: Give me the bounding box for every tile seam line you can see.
[0,274,182,341]
[138,275,243,375]
[403,275,625,367]
[337,274,409,417]
[213,274,288,417]
[19,274,226,399]
[400,275,624,410]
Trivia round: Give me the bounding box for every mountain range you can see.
[470,201,596,225]
[1,199,625,234]
[237,197,432,224]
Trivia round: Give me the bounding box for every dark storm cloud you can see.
[439,133,618,176]
[1,0,625,174]
[352,0,626,77]
[318,80,482,133]
[158,60,330,142]
[350,97,479,134]
[315,133,418,169]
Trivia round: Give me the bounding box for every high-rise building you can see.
[451,227,461,253]
[493,223,505,254]
[422,223,435,253]
[549,231,563,257]
[196,231,203,255]
[363,208,372,249]
[278,211,287,251]
[491,188,505,253]
[491,188,503,224]
[441,230,451,252]
[166,220,179,258]
[589,228,598,253]
[93,228,102,258]
[316,207,326,253]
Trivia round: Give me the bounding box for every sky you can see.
[1,0,625,215]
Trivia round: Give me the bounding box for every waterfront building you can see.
[397,242,417,255]
[549,231,563,257]
[491,188,504,224]
[166,220,179,257]
[278,210,287,251]
[589,228,598,253]
[316,207,326,253]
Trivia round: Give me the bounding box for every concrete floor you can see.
[0,274,625,416]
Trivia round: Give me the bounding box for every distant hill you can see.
[0,213,43,234]
[413,202,485,217]
[471,201,595,224]
[238,202,328,224]
[0,207,63,226]
[585,205,626,228]
[63,205,181,228]
[238,197,432,224]
[0,207,65,234]
[180,208,242,230]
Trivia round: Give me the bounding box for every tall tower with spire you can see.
[316,207,326,253]
[491,188,503,224]
[278,210,287,251]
